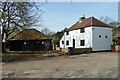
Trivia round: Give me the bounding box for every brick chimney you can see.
[79,15,86,23]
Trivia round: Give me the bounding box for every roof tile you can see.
[65,16,112,32]
[8,29,51,41]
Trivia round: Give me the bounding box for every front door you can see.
[73,39,75,48]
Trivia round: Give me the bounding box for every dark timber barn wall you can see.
[8,29,52,51]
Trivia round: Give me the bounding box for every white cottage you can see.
[60,16,112,51]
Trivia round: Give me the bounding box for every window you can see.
[99,35,101,38]
[62,41,64,44]
[80,40,85,46]
[42,41,44,44]
[105,36,107,38]
[24,42,26,45]
[66,40,69,45]
[66,31,69,35]
[80,28,85,33]
[36,41,40,43]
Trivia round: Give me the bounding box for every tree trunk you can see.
[2,32,8,52]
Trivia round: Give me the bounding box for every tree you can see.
[52,30,64,46]
[41,27,51,35]
[99,16,113,24]
[53,38,60,46]
[0,1,47,51]
[113,37,120,45]
[109,21,120,37]
[41,27,55,37]
[99,16,120,36]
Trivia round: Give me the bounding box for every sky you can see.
[35,2,118,32]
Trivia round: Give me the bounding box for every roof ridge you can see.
[65,16,112,32]
[8,30,24,40]
[91,17,92,25]
[65,17,93,31]
[8,29,51,41]
[65,21,79,32]
[34,29,50,38]
[93,17,112,27]
[8,29,34,40]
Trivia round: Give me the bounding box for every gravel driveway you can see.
[2,52,118,78]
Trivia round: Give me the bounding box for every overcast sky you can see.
[35,2,118,32]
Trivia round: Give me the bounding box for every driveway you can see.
[2,52,118,78]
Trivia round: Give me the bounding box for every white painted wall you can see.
[60,26,112,51]
[60,27,92,49]
[92,26,112,51]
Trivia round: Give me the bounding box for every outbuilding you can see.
[8,29,52,51]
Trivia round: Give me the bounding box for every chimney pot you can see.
[79,15,86,23]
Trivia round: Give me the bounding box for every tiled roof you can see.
[8,29,51,41]
[114,32,120,38]
[65,16,112,32]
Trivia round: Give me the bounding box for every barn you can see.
[8,29,52,51]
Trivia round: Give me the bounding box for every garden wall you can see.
[72,48,92,54]
[111,45,120,52]
[60,48,68,53]
[60,48,92,54]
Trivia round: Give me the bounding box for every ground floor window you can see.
[66,40,69,45]
[80,40,85,46]
[99,35,101,38]
[24,42,27,45]
[62,41,64,44]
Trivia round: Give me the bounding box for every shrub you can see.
[53,38,60,46]
[84,50,92,53]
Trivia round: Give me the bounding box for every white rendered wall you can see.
[92,26,112,51]
[60,26,112,51]
[60,27,92,49]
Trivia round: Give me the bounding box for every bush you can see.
[113,37,119,45]
[53,38,60,46]
[84,50,92,53]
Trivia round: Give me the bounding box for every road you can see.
[2,52,118,78]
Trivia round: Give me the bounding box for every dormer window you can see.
[66,31,69,35]
[80,28,85,33]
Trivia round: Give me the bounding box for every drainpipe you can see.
[64,32,65,49]
[64,27,67,49]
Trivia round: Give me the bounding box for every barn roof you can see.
[65,16,112,32]
[8,29,51,41]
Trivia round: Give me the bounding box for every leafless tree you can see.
[0,1,47,50]
[99,16,113,24]
[41,27,55,36]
